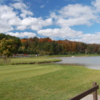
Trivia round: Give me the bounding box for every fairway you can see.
[0,64,100,100]
[0,64,62,82]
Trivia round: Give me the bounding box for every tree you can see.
[0,33,21,53]
[0,38,17,64]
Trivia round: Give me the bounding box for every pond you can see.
[55,56,100,70]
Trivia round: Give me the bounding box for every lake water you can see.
[55,56,100,70]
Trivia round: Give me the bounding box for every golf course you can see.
[0,56,100,100]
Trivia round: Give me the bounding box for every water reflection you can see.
[55,56,100,70]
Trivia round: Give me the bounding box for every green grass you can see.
[0,56,61,65]
[0,64,100,100]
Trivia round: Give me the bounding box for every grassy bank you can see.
[0,64,100,100]
[0,56,61,65]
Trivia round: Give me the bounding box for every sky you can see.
[1,0,100,43]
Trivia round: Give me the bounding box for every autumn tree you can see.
[0,33,21,52]
[0,39,17,64]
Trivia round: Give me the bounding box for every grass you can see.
[0,63,100,100]
[0,56,61,65]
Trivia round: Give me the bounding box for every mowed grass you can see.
[0,56,61,64]
[11,57,61,63]
[0,63,100,100]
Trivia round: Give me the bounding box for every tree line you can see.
[0,33,100,56]
[19,37,100,55]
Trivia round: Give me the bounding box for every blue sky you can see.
[0,0,100,43]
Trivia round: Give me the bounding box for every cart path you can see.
[81,94,100,100]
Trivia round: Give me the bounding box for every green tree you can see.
[0,39,17,64]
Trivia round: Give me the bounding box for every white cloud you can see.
[0,1,53,34]
[1,0,100,43]
[0,5,16,32]
[0,20,13,33]
[56,17,91,27]
[17,25,27,30]
[8,17,21,26]
[92,0,100,22]
[40,5,45,8]
[38,28,60,37]
[0,5,15,21]
[21,17,35,26]
[7,32,36,38]
[38,27,82,39]
[10,2,27,10]
[38,27,100,43]
[30,18,53,30]
[0,4,23,32]
[92,0,100,12]
[10,2,33,18]
[20,10,33,18]
[73,32,100,43]
[59,4,93,18]
[46,3,100,43]
[51,4,96,27]
[18,17,53,31]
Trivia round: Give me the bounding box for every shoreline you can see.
[11,60,61,65]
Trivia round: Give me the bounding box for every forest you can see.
[0,33,100,55]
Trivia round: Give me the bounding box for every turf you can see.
[0,56,61,65]
[0,64,100,100]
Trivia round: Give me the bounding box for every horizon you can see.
[0,0,100,44]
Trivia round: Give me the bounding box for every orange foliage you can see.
[39,38,52,43]
[20,39,27,43]
[39,38,44,43]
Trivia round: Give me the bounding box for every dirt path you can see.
[81,94,100,100]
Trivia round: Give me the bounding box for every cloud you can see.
[38,27,100,43]
[0,1,53,33]
[73,32,100,43]
[37,2,100,43]
[40,5,45,8]
[59,4,93,18]
[7,32,36,38]
[92,0,100,12]
[1,0,100,43]
[8,17,21,26]
[0,5,18,21]
[10,2,33,18]
[38,27,82,39]
[0,20,13,33]
[51,4,96,27]
[45,2,100,43]
[16,26,27,30]
[17,17,53,31]
[10,2,27,10]
[0,5,16,32]
[92,0,100,22]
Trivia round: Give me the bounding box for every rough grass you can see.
[0,64,100,100]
